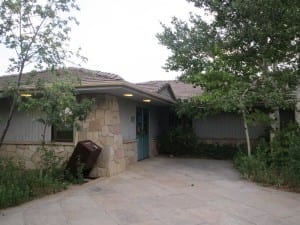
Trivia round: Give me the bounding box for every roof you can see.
[0,67,124,89]
[136,80,203,100]
[0,68,202,103]
[0,67,175,105]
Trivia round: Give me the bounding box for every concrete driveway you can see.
[1,157,300,225]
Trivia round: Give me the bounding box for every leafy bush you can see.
[158,126,237,159]
[0,158,66,209]
[234,123,300,190]
[0,148,85,209]
[158,126,199,155]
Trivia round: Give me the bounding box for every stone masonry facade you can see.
[123,140,138,167]
[76,94,126,177]
[0,143,74,169]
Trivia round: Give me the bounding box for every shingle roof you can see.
[0,67,124,89]
[136,80,203,100]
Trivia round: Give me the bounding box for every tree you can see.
[20,75,93,146]
[0,0,82,147]
[19,74,93,176]
[157,0,299,156]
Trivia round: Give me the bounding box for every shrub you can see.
[271,124,300,186]
[158,126,237,159]
[0,158,67,209]
[234,123,300,191]
[0,148,85,209]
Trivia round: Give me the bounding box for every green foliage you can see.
[158,126,237,159]
[19,76,93,144]
[64,156,84,184]
[0,148,85,209]
[158,126,199,155]
[234,124,300,190]
[157,0,299,156]
[0,0,85,147]
[0,0,81,72]
[37,146,64,178]
[0,157,67,209]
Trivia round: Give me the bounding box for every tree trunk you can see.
[0,99,17,148]
[242,110,251,157]
[0,61,25,148]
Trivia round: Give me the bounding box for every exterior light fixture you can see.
[20,93,32,97]
[123,93,133,97]
[143,99,151,103]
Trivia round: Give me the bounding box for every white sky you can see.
[0,0,204,82]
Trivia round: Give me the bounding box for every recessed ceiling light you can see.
[20,93,32,97]
[143,99,151,103]
[123,93,133,97]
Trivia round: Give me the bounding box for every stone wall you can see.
[0,143,74,169]
[76,95,126,177]
[150,139,159,157]
[123,140,137,166]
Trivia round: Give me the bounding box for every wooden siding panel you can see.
[0,100,51,142]
[193,113,266,139]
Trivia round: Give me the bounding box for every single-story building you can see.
[0,68,296,177]
[0,68,174,177]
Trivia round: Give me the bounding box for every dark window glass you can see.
[52,126,73,142]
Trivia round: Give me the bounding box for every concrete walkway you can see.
[1,157,300,225]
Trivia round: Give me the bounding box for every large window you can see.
[51,126,73,142]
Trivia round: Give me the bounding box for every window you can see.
[52,126,73,142]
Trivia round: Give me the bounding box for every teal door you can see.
[136,107,149,160]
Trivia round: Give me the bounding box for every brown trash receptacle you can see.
[66,140,102,178]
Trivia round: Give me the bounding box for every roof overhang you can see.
[75,81,175,106]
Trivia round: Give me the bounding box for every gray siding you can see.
[193,112,266,139]
[118,98,137,141]
[0,99,51,142]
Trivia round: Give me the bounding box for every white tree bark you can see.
[295,86,300,125]
[269,108,280,142]
[242,110,251,157]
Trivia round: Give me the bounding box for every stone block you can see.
[0,150,7,158]
[105,111,120,125]
[101,136,114,146]
[77,132,87,141]
[109,125,121,135]
[89,121,100,132]
[102,126,110,137]
[107,160,126,176]
[89,167,108,178]
[23,148,36,160]
[113,135,123,145]
[112,98,119,111]
[31,151,41,164]
[6,145,17,152]
[87,132,99,142]
[55,145,65,154]
[114,148,125,160]
[96,109,105,119]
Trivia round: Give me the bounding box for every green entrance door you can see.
[136,107,149,160]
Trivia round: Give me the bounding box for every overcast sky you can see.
[0,0,204,82]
